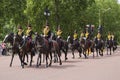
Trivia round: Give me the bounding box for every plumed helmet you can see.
[27,24,32,27]
[18,26,22,29]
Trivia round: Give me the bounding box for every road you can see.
[0,48,120,80]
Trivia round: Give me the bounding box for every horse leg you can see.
[110,47,111,55]
[96,48,98,57]
[43,54,45,63]
[36,53,40,67]
[72,49,75,59]
[20,52,26,68]
[101,49,103,56]
[30,53,33,66]
[25,53,29,63]
[91,48,94,58]
[54,51,58,63]
[58,51,62,65]
[93,50,95,58]
[39,54,42,66]
[10,52,15,67]
[49,52,52,66]
[113,47,115,53]
[107,48,108,55]
[87,49,90,56]
[22,52,28,65]
[99,49,101,56]
[83,50,87,59]
[62,49,68,61]
[45,54,48,68]
[78,49,82,58]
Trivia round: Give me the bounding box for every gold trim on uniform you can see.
[85,32,89,38]
[18,31,23,36]
[97,33,101,39]
[73,33,78,40]
[108,34,111,40]
[80,33,84,37]
[43,27,50,36]
[56,30,62,37]
[111,35,114,40]
[26,29,31,36]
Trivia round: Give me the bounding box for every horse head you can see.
[35,34,45,48]
[3,33,14,45]
[51,32,56,40]
[13,34,24,46]
[67,35,73,44]
[106,39,114,48]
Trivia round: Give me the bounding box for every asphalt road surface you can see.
[0,48,120,80]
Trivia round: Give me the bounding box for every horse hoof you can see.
[100,54,103,56]
[54,60,56,63]
[29,64,32,67]
[85,57,88,59]
[36,65,39,68]
[65,57,68,61]
[60,62,62,65]
[49,64,51,67]
[45,65,48,68]
[79,55,82,57]
[22,66,24,68]
[24,62,28,65]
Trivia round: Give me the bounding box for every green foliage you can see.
[0,0,120,44]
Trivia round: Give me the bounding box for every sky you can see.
[118,0,120,3]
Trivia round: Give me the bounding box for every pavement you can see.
[0,48,120,80]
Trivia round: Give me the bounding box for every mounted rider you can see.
[43,24,52,49]
[56,25,64,49]
[96,31,101,41]
[111,32,114,41]
[107,31,112,47]
[111,32,117,50]
[107,32,111,40]
[25,24,34,47]
[43,24,51,39]
[80,30,85,40]
[95,30,104,49]
[56,25,62,39]
[73,30,78,41]
[73,30,79,47]
[85,28,90,40]
[17,25,24,37]
[85,27,91,54]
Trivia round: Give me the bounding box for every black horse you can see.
[35,34,51,67]
[94,38,105,57]
[106,38,117,55]
[67,35,83,59]
[3,33,24,68]
[35,34,62,67]
[80,38,94,58]
[59,39,68,61]
[21,35,36,67]
[52,33,68,61]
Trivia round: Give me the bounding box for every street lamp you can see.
[98,8,111,34]
[102,8,111,27]
[99,8,111,27]
[44,6,50,25]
